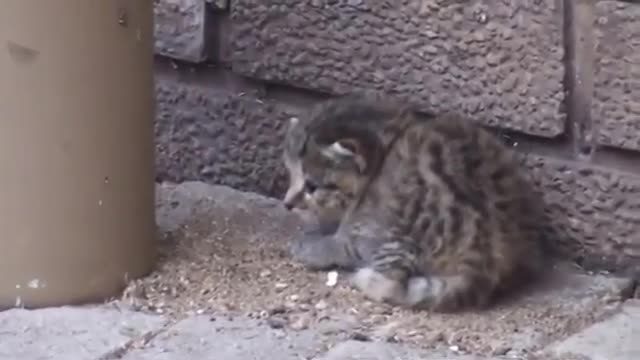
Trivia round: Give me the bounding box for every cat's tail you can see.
[404,273,497,312]
[351,267,498,312]
[408,261,546,312]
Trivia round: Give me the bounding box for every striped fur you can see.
[282,95,548,312]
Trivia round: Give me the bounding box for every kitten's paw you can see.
[288,235,335,271]
[313,220,340,236]
[350,267,406,305]
[405,276,444,308]
[292,208,338,235]
[405,277,429,306]
[287,235,313,264]
[299,222,339,237]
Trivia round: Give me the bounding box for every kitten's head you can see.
[281,96,392,227]
[282,116,365,230]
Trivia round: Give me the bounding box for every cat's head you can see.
[281,96,392,228]
[282,117,364,231]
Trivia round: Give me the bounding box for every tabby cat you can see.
[282,95,548,312]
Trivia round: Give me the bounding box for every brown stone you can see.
[593,1,640,151]
[230,0,566,137]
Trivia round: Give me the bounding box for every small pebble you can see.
[316,311,331,321]
[284,301,298,309]
[315,300,328,310]
[373,324,397,341]
[491,346,512,356]
[267,316,287,329]
[269,305,287,315]
[506,349,525,358]
[290,314,311,331]
[275,282,288,290]
[350,332,371,342]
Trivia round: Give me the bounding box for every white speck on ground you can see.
[326,271,339,287]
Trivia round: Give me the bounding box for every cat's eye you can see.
[304,179,318,194]
[323,182,339,190]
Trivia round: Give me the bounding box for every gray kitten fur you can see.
[282,95,548,312]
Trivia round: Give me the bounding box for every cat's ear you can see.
[330,138,361,157]
[322,138,367,172]
[287,117,299,131]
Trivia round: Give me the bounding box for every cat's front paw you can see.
[297,214,339,237]
[287,235,308,261]
[288,234,337,271]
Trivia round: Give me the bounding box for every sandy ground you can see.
[120,181,636,358]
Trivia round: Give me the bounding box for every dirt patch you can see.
[121,182,634,357]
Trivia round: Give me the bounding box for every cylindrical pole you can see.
[0,1,156,308]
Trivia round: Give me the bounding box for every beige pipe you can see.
[0,0,156,308]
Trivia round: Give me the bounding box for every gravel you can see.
[119,181,636,357]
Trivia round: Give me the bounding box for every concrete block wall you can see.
[153,0,640,274]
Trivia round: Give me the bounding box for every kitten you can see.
[282,95,548,312]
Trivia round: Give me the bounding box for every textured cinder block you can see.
[230,0,566,137]
[593,1,640,151]
[154,0,208,62]
[154,77,295,196]
[525,155,640,271]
